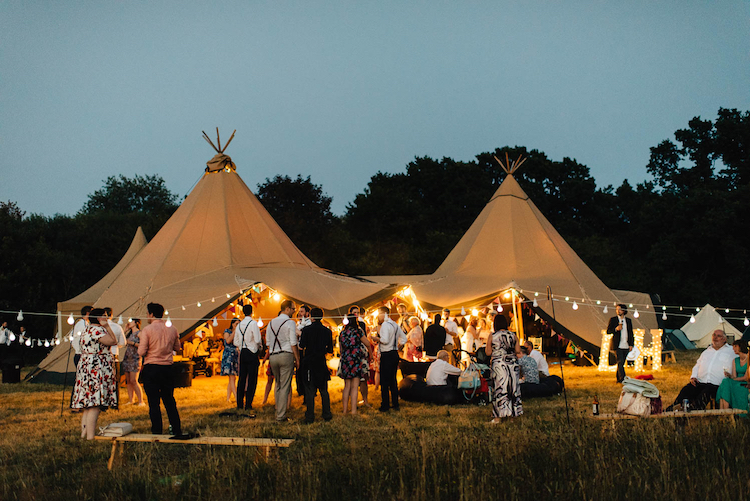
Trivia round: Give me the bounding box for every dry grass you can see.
[1,352,749,500]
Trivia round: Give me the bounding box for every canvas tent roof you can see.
[368,175,653,354]
[90,155,394,335]
[680,304,743,348]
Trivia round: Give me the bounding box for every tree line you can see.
[1,108,748,339]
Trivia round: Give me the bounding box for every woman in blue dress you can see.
[485,314,523,423]
[221,318,240,403]
[339,314,370,415]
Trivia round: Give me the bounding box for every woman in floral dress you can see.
[221,318,240,403]
[70,308,119,439]
[485,315,523,423]
[121,318,144,405]
[339,314,370,415]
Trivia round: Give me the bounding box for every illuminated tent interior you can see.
[366,156,657,357]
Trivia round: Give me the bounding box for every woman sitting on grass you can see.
[716,340,749,411]
[70,308,119,440]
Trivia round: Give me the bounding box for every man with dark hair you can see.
[138,302,182,435]
[234,304,261,412]
[606,304,634,383]
[267,300,299,422]
[424,314,450,360]
[71,306,93,367]
[373,306,406,412]
[298,307,333,423]
[397,303,411,335]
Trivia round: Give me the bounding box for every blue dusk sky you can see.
[1,1,748,216]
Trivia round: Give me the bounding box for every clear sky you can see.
[1,1,748,216]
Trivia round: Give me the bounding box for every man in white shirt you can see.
[426,350,462,386]
[374,306,407,412]
[606,304,634,383]
[267,300,300,422]
[71,306,93,367]
[233,304,262,412]
[668,330,736,411]
[442,309,460,357]
[0,321,12,362]
[524,341,549,377]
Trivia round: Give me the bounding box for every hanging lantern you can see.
[572,301,578,310]
[165,317,173,327]
[633,309,639,318]
[17,310,23,321]
[67,313,75,325]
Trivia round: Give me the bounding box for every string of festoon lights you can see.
[3,285,749,341]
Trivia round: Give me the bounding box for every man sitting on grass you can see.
[426,350,462,387]
[667,330,736,411]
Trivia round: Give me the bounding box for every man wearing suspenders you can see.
[267,300,300,422]
[233,304,261,412]
[374,306,407,412]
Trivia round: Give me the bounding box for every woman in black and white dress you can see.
[485,315,523,423]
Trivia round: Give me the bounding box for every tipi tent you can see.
[89,133,395,336]
[680,304,742,348]
[369,160,654,355]
[28,227,149,384]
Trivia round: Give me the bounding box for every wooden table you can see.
[95,434,295,470]
[592,408,746,420]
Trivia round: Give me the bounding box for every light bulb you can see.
[603,305,608,314]
[117,315,123,325]
[165,317,173,327]
[497,304,503,312]
[197,302,202,307]
[55,339,60,345]
[460,306,466,316]
[128,317,132,323]
[420,312,428,321]
[662,306,666,311]
[164,310,169,316]
[9,333,16,342]
[662,312,667,321]
[572,301,579,310]
[25,339,31,347]
[273,292,281,301]
[565,297,570,301]
[534,292,539,297]
[695,307,700,312]
[725,308,729,313]
[17,310,23,321]
[533,298,538,307]
[471,309,479,317]
[226,293,231,298]
[596,300,601,305]
[67,314,75,325]
[343,317,349,325]
[182,305,186,311]
[690,315,696,324]
[212,318,218,327]
[257,318,264,328]
[633,309,639,318]
[629,304,633,308]
[745,317,749,327]
[503,292,511,299]
[44,340,50,347]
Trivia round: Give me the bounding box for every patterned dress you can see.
[339,325,365,379]
[220,331,239,376]
[71,325,118,410]
[490,329,523,418]
[121,329,141,373]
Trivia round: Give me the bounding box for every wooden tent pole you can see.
[216,127,222,151]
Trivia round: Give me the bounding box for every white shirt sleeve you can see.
[251,321,261,351]
[233,323,242,349]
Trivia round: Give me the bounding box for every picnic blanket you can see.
[622,376,659,398]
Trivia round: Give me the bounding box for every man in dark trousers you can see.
[606,304,634,383]
[298,307,333,423]
[138,302,182,436]
[234,304,261,413]
[374,306,406,412]
[424,313,450,360]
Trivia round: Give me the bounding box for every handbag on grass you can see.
[617,390,651,417]
[458,366,480,390]
[99,422,134,437]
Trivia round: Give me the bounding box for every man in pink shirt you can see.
[138,302,182,435]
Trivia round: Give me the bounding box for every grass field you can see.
[1,351,749,501]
